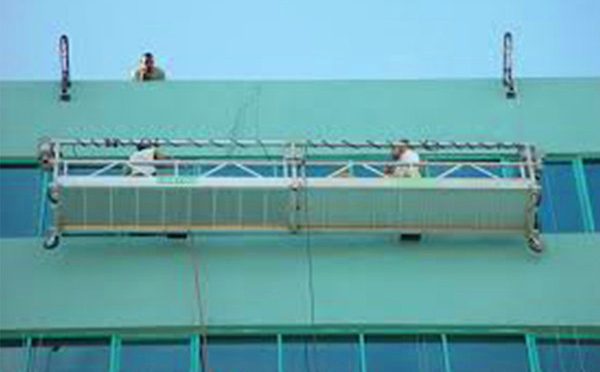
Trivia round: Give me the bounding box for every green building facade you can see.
[1,78,599,371]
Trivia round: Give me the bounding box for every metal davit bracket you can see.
[503,32,517,99]
[59,35,71,102]
[39,138,544,253]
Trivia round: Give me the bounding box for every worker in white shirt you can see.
[386,141,423,242]
[129,141,166,176]
[385,142,422,178]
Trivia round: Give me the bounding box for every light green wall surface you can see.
[1,78,600,159]
[1,78,600,335]
[2,234,600,333]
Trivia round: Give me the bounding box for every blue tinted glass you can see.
[305,165,341,177]
[202,337,277,372]
[0,340,26,372]
[584,161,600,231]
[539,162,584,232]
[121,340,189,372]
[448,336,529,372]
[284,336,360,372]
[30,339,110,372]
[538,339,600,372]
[0,167,41,237]
[366,335,444,372]
[426,163,502,178]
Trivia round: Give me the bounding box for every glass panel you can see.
[121,339,189,372]
[539,162,584,232]
[0,167,41,237]
[30,338,110,372]
[584,160,600,231]
[426,162,503,179]
[538,338,600,372]
[284,336,360,372]
[366,335,444,372]
[448,336,529,372]
[0,340,26,372]
[201,336,277,372]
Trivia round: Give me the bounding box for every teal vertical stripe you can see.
[37,170,48,236]
[109,335,121,372]
[441,334,453,372]
[573,158,595,232]
[24,337,32,372]
[190,335,200,372]
[526,334,542,372]
[277,334,284,372]
[359,333,367,372]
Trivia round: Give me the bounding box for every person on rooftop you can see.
[133,52,166,81]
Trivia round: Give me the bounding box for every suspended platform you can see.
[39,138,544,252]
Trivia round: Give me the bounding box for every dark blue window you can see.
[0,339,26,372]
[201,336,277,372]
[121,339,189,372]
[366,335,444,372]
[30,338,110,372]
[539,162,584,232]
[538,339,600,372]
[584,160,600,231]
[448,336,529,372]
[0,167,42,237]
[284,336,360,372]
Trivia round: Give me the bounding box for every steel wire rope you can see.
[187,234,211,372]
[300,145,319,372]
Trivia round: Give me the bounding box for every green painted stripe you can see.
[3,325,600,339]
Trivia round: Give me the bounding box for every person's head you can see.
[136,139,153,151]
[141,52,155,70]
[392,141,410,160]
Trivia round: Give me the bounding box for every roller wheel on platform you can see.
[47,186,60,205]
[43,232,60,250]
[527,236,543,254]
